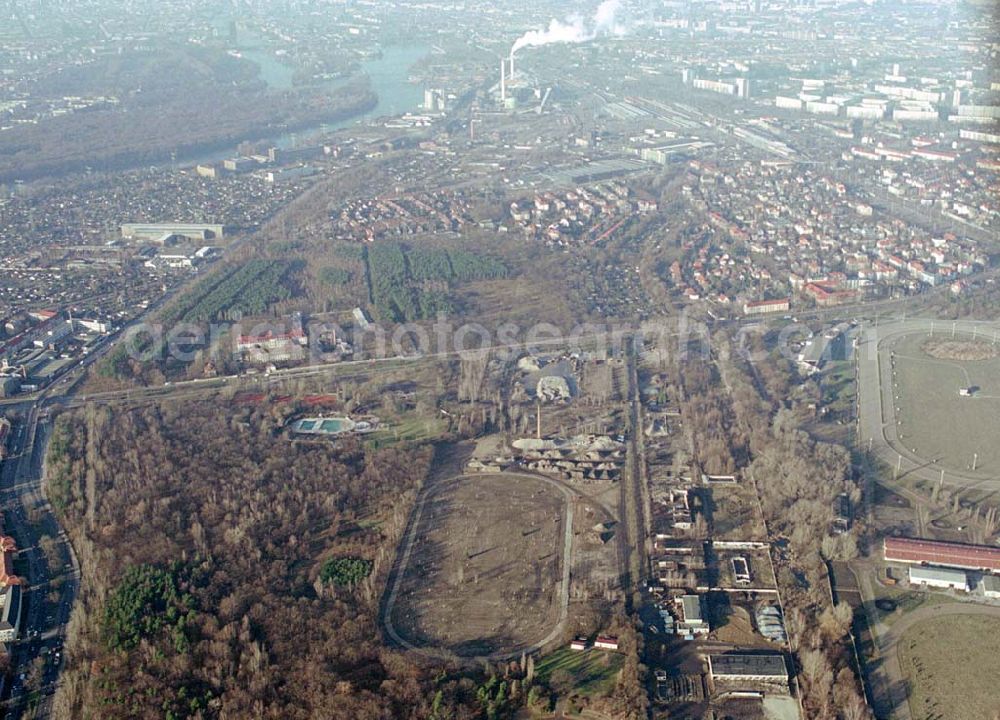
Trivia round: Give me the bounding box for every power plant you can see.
[495,52,529,110]
[495,0,625,111]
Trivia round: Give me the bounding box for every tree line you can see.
[706,332,872,720]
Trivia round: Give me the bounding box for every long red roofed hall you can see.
[884,536,1000,572]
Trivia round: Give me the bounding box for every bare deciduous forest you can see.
[44,399,500,719]
[0,46,376,182]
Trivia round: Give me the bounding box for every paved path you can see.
[382,472,574,663]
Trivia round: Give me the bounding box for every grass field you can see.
[535,647,624,696]
[871,589,951,628]
[898,614,1000,720]
[888,332,1000,475]
[389,473,568,657]
[365,416,449,447]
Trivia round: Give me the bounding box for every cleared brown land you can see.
[898,614,1000,720]
[390,473,567,657]
[921,338,999,361]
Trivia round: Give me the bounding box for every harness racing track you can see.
[382,472,573,662]
[856,318,1000,491]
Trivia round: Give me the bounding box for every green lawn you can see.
[821,361,855,412]
[535,647,624,696]
[365,416,449,447]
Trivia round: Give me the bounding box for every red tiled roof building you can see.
[884,537,1000,572]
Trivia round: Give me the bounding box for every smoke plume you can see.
[511,0,625,56]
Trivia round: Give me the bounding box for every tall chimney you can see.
[536,400,541,439]
[500,58,507,102]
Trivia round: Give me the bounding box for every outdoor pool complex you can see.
[292,416,373,435]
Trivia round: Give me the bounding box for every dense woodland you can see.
[0,45,376,182]
[46,399,470,719]
[45,397,639,719]
[166,258,303,324]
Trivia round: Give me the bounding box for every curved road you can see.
[877,601,1000,720]
[382,471,574,663]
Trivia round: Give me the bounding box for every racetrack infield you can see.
[898,614,1000,720]
[385,472,570,658]
[888,331,1000,475]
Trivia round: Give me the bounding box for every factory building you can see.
[0,377,20,399]
[121,223,226,242]
[981,575,1000,599]
[676,594,709,637]
[707,653,788,686]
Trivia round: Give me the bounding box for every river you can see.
[189,21,429,162]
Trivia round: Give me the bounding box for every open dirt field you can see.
[386,472,571,658]
[921,338,999,361]
[889,331,1000,475]
[898,614,1000,720]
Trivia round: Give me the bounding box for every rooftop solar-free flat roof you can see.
[709,653,787,678]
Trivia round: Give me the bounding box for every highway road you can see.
[0,407,79,719]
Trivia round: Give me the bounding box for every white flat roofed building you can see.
[981,575,1000,599]
[0,585,22,642]
[708,653,788,684]
[121,223,226,241]
[908,565,969,591]
[677,594,709,636]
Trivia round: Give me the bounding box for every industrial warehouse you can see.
[707,653,789,688]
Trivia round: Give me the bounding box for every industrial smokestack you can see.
[500,57,506,102]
